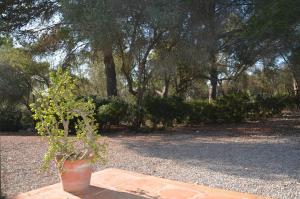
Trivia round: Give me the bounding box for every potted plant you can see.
[30,67,107,193]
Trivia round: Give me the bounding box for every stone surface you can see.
[12,168,272,199]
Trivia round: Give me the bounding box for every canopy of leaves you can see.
[0,63,28,103]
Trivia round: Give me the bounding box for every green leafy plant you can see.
[187,93,294,124]
[30,67,107,170]
[0,101,22,131]
[216,93,251,122]
[187,100,218,124]
[249,95,292,120]
[96,97,128,128]
[144,96,189,128]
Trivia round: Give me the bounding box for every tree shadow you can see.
[122,135,300,181]
[70,185,160,199]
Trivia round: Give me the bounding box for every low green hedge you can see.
[144,96,189,127]
[144,93,295,127]
[96,97,128,128]
[187,93,295,124]
[0,102,22,131]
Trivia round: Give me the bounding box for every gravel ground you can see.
[1,118,300,199]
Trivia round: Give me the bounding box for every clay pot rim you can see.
[55,154,93,162]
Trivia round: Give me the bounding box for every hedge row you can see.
[0,102,32,131]
[1,93,299,131]
[94,93,298,128]
[144,93,298,127]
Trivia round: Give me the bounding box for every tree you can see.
[246,0,300,93]
[176,0,256,100]
[114,0,183,127]
[61,0,118,97]
[0,64,28,104]
[0,39,49,110]
[0,0,58,34]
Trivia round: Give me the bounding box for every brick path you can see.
[13,168,271,199]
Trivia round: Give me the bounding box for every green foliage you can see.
[96,97,128,128]
[143,93,294,126]
[187,93,294,124]
[187,100,218,124]
[0,103,34,132]
[0,0,58,34]
[20,107,34,130]
[144,96,188,127]
[249,95,294,120]
[2,0,300,132]
[30,67,107,170]
[293,94,300,109]
[0,44,49,78]
[0,64,29,103]
[0,63,32,131]
[216,93,251,122]
[0,101,22,131]
[187,94,250,124]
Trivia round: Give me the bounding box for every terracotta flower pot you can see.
[58,159,92,193]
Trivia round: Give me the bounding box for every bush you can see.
[283,94,300,110]
[20,108,34,130]
[69,96,129,130]
[216,93,251,122]
[249,95,293,119]
[96,97,128,128]
[0,102,22,131]
[62,93,300,131]
[187,93,294,124]
[187,100,218,124]
[187,93,250,124]
[144,96,188,127]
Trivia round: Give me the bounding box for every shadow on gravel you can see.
[123,136,300,181]
[121,113,300,181]
[166,114,300,137]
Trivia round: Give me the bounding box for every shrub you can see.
[249,95,293,119]
[295,94,300,109]
[89,96,111,109]
[144,96,188,127]
[215,93,251,122]
[187,93,250,124]
[187,100,218,124]
[173,96,191,122]
[20,108,34,130]
[281,94,300,110]
[187,93,295,124]
[96,97,128,128]
[0,102,22,131]
[30,67,107,170]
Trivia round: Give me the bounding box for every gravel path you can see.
[1,127,300,198]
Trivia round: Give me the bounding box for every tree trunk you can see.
[133,63,145,129]
[290,63,300,94]
[207,0,218,100]
[290,49,300,94]
[133,89,144,128]
[163,74,170,98]
[292,76,299,95]
[210,68,218,100]
[103,49,118,97]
